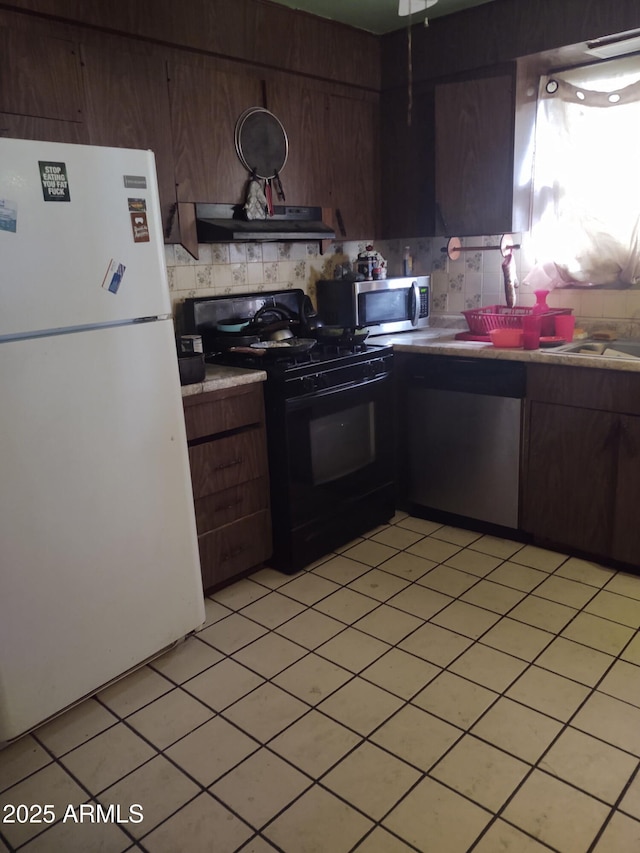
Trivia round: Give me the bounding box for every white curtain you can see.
[527,60,640,288]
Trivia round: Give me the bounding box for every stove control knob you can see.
[301,376,317,394]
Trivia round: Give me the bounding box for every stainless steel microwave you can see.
[315,276,430,335]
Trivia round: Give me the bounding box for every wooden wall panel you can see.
[0,113,88,143]
[0,26,83,121]
[2,0,380,90]
[81,40,178,240]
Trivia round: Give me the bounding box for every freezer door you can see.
[0,319,204,741]
[0,139,170,338]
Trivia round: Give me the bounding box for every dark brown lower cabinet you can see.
[611,416,640,565]
[183,383,272,591]
[523,365,640,567]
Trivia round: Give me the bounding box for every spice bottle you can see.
[403,246,413,277]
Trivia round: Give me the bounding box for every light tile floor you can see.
[3,513,640,852]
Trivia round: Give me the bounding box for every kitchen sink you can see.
[553,339,640,359]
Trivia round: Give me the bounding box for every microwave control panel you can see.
[418,285,429,317]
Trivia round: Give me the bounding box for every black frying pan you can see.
[314,328,370,346]
[229,338,317,358]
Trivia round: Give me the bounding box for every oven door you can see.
[269,373,395,570]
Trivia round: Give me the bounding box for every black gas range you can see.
[183,289,396,573]
[208,340,393,396]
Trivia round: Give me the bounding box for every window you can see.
[527,55,640,288]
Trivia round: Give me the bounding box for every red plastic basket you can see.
[462,305,572,337]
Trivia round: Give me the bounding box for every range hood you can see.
[195,203,335,242]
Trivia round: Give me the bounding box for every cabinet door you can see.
[194,476,269,535]
[435,73,515,236]
[266,81,331,208]
[168,61,263,204]
[188,428,268,499]
[81,43,179,242]
[198,510,272,589]
[380,87,434,239]
[267,82,377,239]
[183,383,264,442]
[612,415,640,565]
[327,93,377,240]
[524,402,615,556]
[0,27,83,122]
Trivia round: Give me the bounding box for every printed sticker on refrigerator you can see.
[39,162,70,202]
[123,175,147,189]
[129,200,150,243]
[101,260,126,294]
[0,199,18,233]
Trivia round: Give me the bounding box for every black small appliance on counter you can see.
[183,289,395,573]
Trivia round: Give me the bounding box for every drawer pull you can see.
[214,457,242,471]
[215,499,241,512]
[221,545,247,562]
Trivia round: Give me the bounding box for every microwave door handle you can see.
[410,280,420,326]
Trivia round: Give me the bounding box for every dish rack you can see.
[463,305,572,337]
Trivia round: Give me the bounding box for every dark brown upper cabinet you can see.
[326,92,378,241]
[168,60,264,205]
[80,41,179,241]
[380,72,519,240]
[0,26,83,123]
[266,80,332,209]
[267,81,378,240]
[434,72,516,237]
[380,86,434,240]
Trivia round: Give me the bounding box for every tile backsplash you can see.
[166,235,640,337]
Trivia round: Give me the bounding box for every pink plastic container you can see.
[522,315,542,350]
[489,328,523,348]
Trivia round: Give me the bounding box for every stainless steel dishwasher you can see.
[404,355,526,529]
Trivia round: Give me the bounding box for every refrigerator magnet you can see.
[101,260,126,294]
[130,211,150,243]
[38,161,70,201]
[128,198,150,243]
[0,199,18,233]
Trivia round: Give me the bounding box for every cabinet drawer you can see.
[527,364,640,415]
[194,476,269,534]
[183,384,264,441]
[188,427,267,498]
[198,509,272,589]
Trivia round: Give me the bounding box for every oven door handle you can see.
[410,280,420,326]
[285,372,391,410]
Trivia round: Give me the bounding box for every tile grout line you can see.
[5,518,640,852]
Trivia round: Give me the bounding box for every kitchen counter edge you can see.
[373,330,640,373]
[181,365,267,397]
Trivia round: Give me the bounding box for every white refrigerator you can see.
[0,138,205,744]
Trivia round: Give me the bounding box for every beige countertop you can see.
[373,329,640,373]
[181,329,640,398]
[181,364,267,397]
